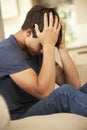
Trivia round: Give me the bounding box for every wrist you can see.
[43,45,55,54]
[43,44,55,50]
[58,46,68,55]
[58,43,66,50]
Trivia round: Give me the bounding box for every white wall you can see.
[1,0,32,38]
[73,0,87,46]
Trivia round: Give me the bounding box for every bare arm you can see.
[56,19,81,89]
[10,13,61,99]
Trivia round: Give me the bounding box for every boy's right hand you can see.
[35,12,61,48]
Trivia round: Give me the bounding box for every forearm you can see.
[58,46,81,89]
[34,12,60,95]
[38,46,56,95]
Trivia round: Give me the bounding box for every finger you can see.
[57,22,61,33]
[60,19,65,34]
[49,12,53,27]
[35,24,40,36]
[54,15,58,29]
[44,13,48,29]
[60,18,64,29]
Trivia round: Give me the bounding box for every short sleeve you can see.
[0,36,30,77]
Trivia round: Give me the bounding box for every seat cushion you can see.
[11,113,87,130]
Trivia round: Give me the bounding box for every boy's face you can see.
[25,33,42,55]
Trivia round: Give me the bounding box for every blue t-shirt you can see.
[0,35,42,111]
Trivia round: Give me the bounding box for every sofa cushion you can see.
[0,94,87,130]
[11,113,87,130]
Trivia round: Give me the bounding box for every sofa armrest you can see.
[0,95,10,130]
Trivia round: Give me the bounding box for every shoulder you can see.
[0,35,25,60]
[0,35,29,77]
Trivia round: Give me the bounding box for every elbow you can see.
[74,80,81,89]
[73,76,81,89]
[36,87,53,99]
[73,72,81,89]
[65,74,81,89]
[36,83,55,99]
[34,81,55,99]
[37,91,51,99]
[68,79,81,89]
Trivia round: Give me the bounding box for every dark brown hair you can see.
[21,5,62,46]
